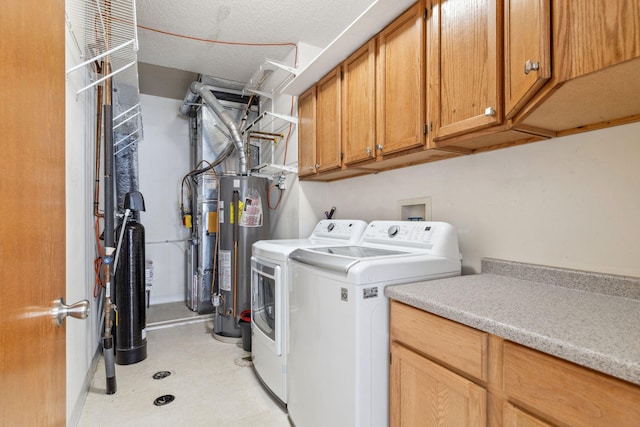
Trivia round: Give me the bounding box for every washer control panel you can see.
[363,221,437,246]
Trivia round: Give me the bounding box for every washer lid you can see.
[309,246,405,258]
[290,246,409,273]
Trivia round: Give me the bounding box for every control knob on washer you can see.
[388,225,400,237]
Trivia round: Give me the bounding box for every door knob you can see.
[524,60,540,75]
[51,297,90,326]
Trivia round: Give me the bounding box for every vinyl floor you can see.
[78,302,289,427]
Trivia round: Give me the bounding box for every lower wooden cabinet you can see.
[503,402,552,427]
[390,341,487,426]
[389,300,640,426]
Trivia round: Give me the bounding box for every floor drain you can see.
[153,394,175,406]
[152,371,171,380]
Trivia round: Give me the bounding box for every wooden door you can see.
[429,0,503,142]
[342,40,376,165]
[504,0,551,119]
[316,66,342,173]
[390,342,487,426]
[377,1,426,155]
[0,0,67,425]
[297,86,317,177]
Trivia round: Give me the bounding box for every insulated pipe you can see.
[103,58,117,395]
[104,106,114,249]
[187,82,248,175]
[93,85,104,218]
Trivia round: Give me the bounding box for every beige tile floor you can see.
[78,304,289,427]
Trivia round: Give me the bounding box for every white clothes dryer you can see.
[287,221,461,427]
[250,219,368,407]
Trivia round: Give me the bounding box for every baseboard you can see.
[67,346,101,427]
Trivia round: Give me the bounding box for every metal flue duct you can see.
[181,82,248,175]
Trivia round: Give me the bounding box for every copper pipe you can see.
[250,131,285,138]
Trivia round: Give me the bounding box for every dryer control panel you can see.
[311,219,368,242]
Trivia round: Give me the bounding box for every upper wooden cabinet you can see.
[376,1,426,155]
[504,0,551,119]
[428,0,503,142]
[513,0,640,134]
[342,40,377,165]
[316,67,342,173]
[298,67,368,181]
[297,86,316,178]
[297,0,640,180]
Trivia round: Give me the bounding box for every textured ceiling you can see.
[136,0,377,93]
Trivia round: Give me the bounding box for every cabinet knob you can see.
[308,165,314,171]
[376,144,383,151]
[366,147,373,155]
[315,163,320,169]
[484,107,496,117]
[524,60,540,75]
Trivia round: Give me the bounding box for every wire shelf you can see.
[242,59,298,98]
[66,0,143,147]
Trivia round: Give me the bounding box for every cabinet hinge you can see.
[340,70,344,80]
[389,352,392,364]
[340,152,344,160]
[430,121,433,132]
[423,122,428,135]
[424,8,428,20]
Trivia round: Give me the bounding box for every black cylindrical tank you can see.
[115,220,147,365]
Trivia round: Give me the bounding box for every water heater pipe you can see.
[184,82,248,175]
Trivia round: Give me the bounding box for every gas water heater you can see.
[214,175,270,339]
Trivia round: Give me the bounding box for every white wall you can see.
[65,5,100,424]
[265,47,302,239]
[138,94,191,304]
[307,122,640,277]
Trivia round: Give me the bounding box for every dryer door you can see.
[251,257,282,355]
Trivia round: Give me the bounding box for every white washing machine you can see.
[250,219,368,407]
[287,221,461,427]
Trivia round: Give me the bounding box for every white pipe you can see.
[112,208,131,275]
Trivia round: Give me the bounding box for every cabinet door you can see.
[316,66,342,173]
[429,0,502,142]
[377,1,426,155]
[390,342,487,427]
[297,86,317,177]
[504,0,551,119]
[342,40,376,165]
[503,402,552,427]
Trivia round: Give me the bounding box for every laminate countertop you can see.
[385,258,640,386]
